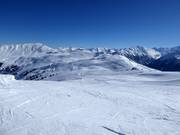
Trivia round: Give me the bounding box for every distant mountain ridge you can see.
[0,43,179,80]
[0,43,153,80]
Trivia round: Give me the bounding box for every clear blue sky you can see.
[0,0,179,48]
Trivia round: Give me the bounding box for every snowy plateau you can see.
[0,43,180,135]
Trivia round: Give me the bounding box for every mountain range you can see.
[0,43,179,81]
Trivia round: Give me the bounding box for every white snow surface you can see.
[0,72,180,135]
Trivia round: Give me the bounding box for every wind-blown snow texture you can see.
[0,73,180,135]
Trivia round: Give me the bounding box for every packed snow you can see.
[0,72,180,135]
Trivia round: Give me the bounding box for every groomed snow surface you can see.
[0,72,180,135]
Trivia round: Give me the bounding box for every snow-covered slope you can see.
[1,43,180,78]
[0,72,180,135]
[0,44,154,81]
[0,43,55,64]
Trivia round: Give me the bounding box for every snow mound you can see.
[0,75,15,86]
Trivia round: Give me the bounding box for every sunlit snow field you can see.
[0,72,180,135]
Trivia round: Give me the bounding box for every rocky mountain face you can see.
[148,46,180,71]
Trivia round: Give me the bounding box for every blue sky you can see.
[0,0,179,48]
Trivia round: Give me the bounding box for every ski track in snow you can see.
[0,72,180,135]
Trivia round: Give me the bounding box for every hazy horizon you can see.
[0,42,180,49]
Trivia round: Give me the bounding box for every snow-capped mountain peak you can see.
[0,43,56,63]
